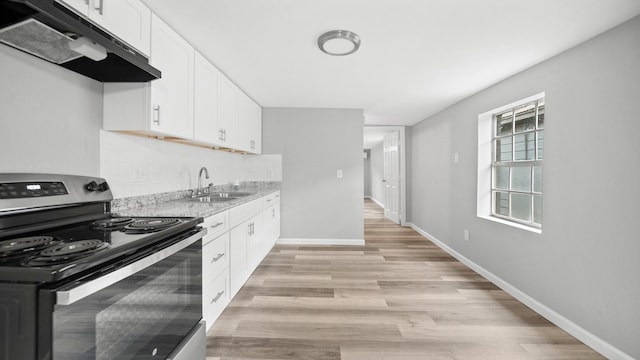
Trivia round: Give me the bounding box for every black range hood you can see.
[0,0,161,82]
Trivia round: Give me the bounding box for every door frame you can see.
[364,125,407,226]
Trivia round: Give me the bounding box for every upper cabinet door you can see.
[249,99,262,154]
[237,93,262,154]
[56,0,151,56]
[149,14,194,139]
[88,0,151,55]
[56,0,89,16]
[194,51,221,145]
[218,76,239,149]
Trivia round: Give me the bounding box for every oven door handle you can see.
[56,229,206,306]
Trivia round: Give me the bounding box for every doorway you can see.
[363,126,407,226]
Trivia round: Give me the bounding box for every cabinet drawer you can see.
[262,191,280,208]
[203,232,229,280]
[203,211,229,241]
[230,198,262,228]
[203,268,229,330]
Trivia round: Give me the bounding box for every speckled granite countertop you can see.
[111,182,280,219]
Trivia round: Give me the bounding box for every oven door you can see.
[38,229,204,360]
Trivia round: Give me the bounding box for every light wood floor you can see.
[206,199,604,359]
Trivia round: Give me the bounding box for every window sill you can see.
[478,215,542,234]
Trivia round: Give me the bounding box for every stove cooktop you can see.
[0,215,200,283]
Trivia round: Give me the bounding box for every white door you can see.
[383,131,400,224]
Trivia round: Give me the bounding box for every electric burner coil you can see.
[22,239,108,267]
[0,236,59,264]
[123,218,183,234]
[91,217,134,230]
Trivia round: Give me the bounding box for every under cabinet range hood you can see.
[0,0,161,82]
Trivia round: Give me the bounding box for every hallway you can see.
[206,199,603,359]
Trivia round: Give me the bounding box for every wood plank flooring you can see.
[206,199,604,360]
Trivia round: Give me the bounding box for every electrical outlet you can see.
[464,230,470,241]
[337,169,343,178]
[454,152,459,163]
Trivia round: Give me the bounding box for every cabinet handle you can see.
[210,291,224,303]
[211,253,225,262]
[222,129,227,141]
[210,222,224,229]
[94,0,104,15]
[153,105,160,125]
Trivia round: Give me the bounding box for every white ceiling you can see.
[140,0,640,127]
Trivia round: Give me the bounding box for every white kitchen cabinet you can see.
[229,214,261,297]
[237,92,262,154]
[56,0,151,56]
[261,191,280,258]
[246,214,263,274]
[218,76,239,149]
[103,14,194,139]
[194,51,221,145]
[56,0,89,15]
[229,197,263,298]
[229,217,248,298]
[200,192,280,327]
[201,211,230,331]
[203,268,229,329]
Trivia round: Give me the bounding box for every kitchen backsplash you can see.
[100,130,282,199]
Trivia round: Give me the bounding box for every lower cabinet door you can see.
[229,221,248,298]
[203,268,229,331]
[246,214,263,274]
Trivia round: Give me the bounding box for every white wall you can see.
[408,16,640,359]
[100,131,281,198]
[0,46,102,176]
[369,142,385,205]
[262,108,364,242]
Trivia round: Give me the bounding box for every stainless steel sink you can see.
[209,192,255,198]
[190,196,236,203]
[187,191,255,202]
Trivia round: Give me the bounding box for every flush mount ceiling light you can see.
[317,30,360,56]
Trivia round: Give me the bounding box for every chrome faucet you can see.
[196,167,210,196]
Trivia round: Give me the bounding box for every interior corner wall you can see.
[408,16,640,359]
[0,46,103,176]
[262,108,364,240]
[369,142,385,205]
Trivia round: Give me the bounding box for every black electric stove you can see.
[0,173,205,360]
[0,212,200,282]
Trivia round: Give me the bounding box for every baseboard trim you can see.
[407,222,634,360]
[277,238,365,246]
[368,196,384,208]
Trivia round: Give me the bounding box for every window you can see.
[477,92,544,233]
[492,99,544,227]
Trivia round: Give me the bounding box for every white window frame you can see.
[477,92,544,233]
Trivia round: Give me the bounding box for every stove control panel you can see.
[0,182,68,199]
